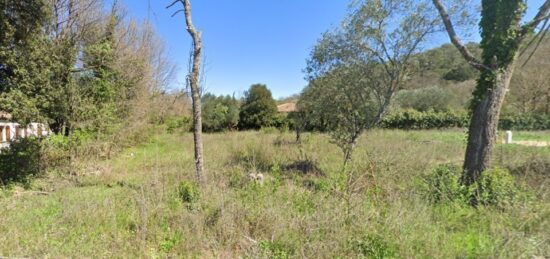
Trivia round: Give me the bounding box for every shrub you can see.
[381,109,469,130]
[177,180,200,205]
[166,117,191,133]
[499,113,550,130]
[424,164,467,203]
[258,240,293,259]
[380,110,550,130]
[0,138,42,185]
[230,143,274,172]
[425,165,526,207]
[473,168,523,207]
[350,234,397,259]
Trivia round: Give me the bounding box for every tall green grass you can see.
[0,130,548,258]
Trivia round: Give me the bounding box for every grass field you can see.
[1,129,549,258]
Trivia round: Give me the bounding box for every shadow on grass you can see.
[283,159,324,176]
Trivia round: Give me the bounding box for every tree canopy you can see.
[238,84,278,130]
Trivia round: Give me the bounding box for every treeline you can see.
[174,84,288,133]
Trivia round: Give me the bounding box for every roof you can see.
[0,111,12,121]
[277,102,297,113]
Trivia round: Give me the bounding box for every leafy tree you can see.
[238,84,277,130]
[301,66,380,164]
[303,0,440,165]
[0,0,53,124]
[201,93,239,132]
[75,14,128,135]
[432,0,550,185]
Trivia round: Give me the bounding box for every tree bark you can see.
[169,0,205,184]
[433,0,550,186]
[462,65,515,185]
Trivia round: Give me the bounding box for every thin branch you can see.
[431,0,490,71]
[171,9,184,17]
[520,0,550,36]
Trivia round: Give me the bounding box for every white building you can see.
[0,112,51,149]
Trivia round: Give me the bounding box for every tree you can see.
[301,66,380,164]
[0,0,53,125]
[238,84,278,130]
[432,0,550,185]
[302,0,440,165]
[168,0,205,184]
[202,93,239,132]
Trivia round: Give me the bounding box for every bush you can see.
[258,240,294,259]
[424,164,467,203]
[380,110,550,130]
[350,234,397,259]
[425,165,526,208]
[177,180,200,205]
[381,109,469,130]
[230,143,275,172]
[473,168,523,207]
[0,138,42,185]
[499,113,550,130]
[166,117,191,133]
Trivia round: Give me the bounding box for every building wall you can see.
[0,122,50,148]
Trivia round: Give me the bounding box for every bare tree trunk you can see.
[462,66,515,185]
[169,0,205,184]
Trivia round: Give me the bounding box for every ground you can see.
[1,129,549,258]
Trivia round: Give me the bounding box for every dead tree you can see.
[168,0,205,184]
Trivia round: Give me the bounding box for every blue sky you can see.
[122,0,546,99]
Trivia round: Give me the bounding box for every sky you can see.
[121,0,546,99]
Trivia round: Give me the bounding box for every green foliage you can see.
[166,117,191,133]
[350,234,397,259]
[443,64,478,82]
[380,111,550,130]
[410,43,481,86]
[425,165,526,208]
[381,110,469,130]
[201,93,239,132]
[499,113,550,130]
[258,240,294,259]
[395,86,455,112]
[300,66,380,163]
[177,180,200,204]
[238,84,278,130]
[472,0,527,108]
[230,142,274,172]
[424,164,467,204]
[0,138,42,185]
[473,168,524,207]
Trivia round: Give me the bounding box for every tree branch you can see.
[431,0,490,71]
[521,0,550,36]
